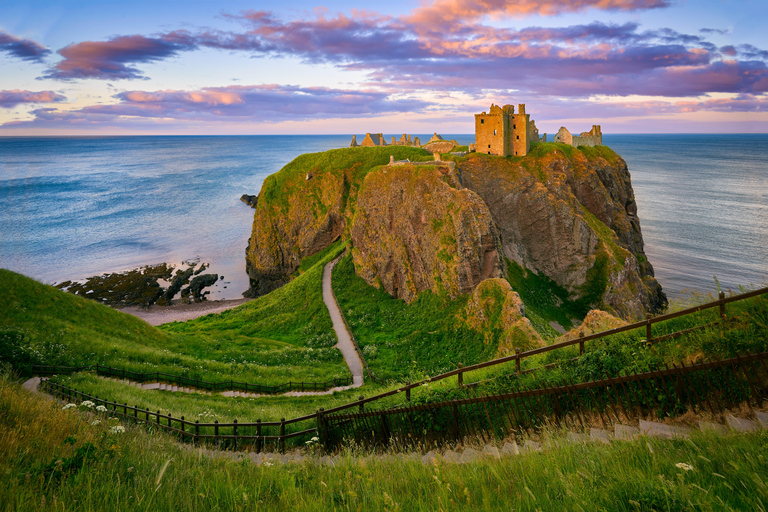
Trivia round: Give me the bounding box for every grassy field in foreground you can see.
[4,374,768,512]
[0,240,350,384]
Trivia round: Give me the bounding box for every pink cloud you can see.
[407,0,669,28]
[0,90,66,108]
[1,84,433,130]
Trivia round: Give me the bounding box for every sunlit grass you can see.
[4,374,768,511]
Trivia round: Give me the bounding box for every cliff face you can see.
[245,143,666,321]
[350,165,504,302]
[457,145,666,319]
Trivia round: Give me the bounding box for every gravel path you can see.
[323,255,364,387]
[118,298,252,326]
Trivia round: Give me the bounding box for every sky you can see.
[1,0,767,135]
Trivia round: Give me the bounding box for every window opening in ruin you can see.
[480,119,484,124]
[516,135,519,139]
[488,145,491,149]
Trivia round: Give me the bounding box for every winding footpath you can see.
[322,254,365,388]
[25,254,363,398]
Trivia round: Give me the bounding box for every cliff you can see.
[245,143,666,321]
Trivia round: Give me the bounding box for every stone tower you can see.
[474,103,531,157]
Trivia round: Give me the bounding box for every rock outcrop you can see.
[350,165,504,302]
[461,278,543,353]
[245,143,666,321]
[457,146,666,319]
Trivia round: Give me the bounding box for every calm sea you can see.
[1,134,766,301]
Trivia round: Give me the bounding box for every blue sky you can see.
[1,0,767,134]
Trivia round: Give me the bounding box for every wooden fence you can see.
[33,364,352,394]
[37,285,767,451]
[321,351,768,450]
[44,350,768,452]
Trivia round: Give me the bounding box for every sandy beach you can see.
[118,298,252,326]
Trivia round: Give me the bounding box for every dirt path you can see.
[323,255,364,387]
[118,298,252,326]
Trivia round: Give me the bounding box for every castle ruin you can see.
[474,104,543,157]
[351,133,421,147]
[553,125,603,147]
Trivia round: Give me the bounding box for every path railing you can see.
[38,285,767,451]
[33,364,352,395]
[322,350,768,450]
[42,379,320,453]
[45,350,768,452]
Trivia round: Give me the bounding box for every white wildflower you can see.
[62,403,77,410]
[96,405,107,412]
[263,460,273,467]
[675,462,694,472]
[110,425,126,434]
[81,400,95,408]
[91,420,101,426]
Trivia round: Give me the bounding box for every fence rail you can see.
[321,351,768,450]
[45,350,768,452]
[33,364,352,395]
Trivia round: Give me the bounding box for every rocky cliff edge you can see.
[245,143,666,321]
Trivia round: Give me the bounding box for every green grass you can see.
[331,253,498,381]
[1,239,351,383]
[259,146,432,214]
[4,374,768,512]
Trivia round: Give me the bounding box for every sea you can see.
[1,134,766,302]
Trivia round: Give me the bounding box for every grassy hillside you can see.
[1,240,351,383]
[4,374,768,512]
[331,253,498,381]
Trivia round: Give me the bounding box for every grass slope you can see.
[4,374,768,512]
[1,240,350,383]
[331,253,498,381]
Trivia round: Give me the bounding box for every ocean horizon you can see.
[1,133,767,303]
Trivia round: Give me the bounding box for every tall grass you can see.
[4,374,768,511]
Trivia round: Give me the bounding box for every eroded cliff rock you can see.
[245,143,666,322]
[457,145,666,320]
[460,278,543,353]
[350,164,504,302]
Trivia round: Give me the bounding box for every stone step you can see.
[754,411,768,429]
[501,441,520,456]
[614,424,640,440]
[590,428,612,444]
[521,440,542,453]
[698,420,728,434]
[639,420,692,439]
[567,431,588,444]
[483,445,501,459]
[726,415,760,432]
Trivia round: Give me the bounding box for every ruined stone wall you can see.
[554,125,602,147]
[475,108,509,156]
[511,104,530,157]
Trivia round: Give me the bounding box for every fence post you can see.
[646,314,653,343]
[516,348,521,373]
[279,418,286,454]
[579,333,585,355]
[195,420,199,445]
[233,419,238,451]
[168,412,172,429]
[359,396,365,413]
[157,410,161,425]
[256,419,262,454]
[719,291,726,319]
[181,416,185,434]
[214,420,219,447]
[317,409,325,447]
[457,363,464,387]
[406,381,411,401]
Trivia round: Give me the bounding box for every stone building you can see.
[474,104,541,157]
[351,133,420,147]
[553,125,602,147]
